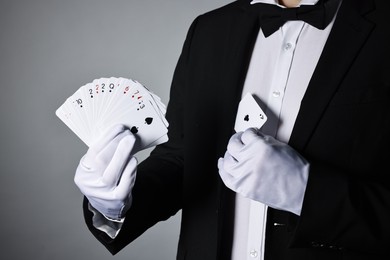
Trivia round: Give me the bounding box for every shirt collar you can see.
[250,0,320,7]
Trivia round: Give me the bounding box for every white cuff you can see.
[88,203,125,239]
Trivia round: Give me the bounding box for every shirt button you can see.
[272,91,281,97]
[284,42,292,50]
[249,249,258,258]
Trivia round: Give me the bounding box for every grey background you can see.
[0,0,233,259]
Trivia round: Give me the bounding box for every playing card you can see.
[234,92,267,132]
[56,77,169,152]
[55,100,88,143]
[98,98,168,153]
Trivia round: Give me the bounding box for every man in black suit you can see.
[74,0,390,259]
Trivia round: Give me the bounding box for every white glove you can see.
[218,128,309,215]
[74,124,137,220]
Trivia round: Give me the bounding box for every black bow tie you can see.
[250,0,340,37]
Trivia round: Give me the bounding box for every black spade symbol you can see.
[244,114,249,122]
[130,126,138,134]
[145,117,153,125]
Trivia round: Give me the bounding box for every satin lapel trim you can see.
[289,0,375,151]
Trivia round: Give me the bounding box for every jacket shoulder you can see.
[195,0,248,24]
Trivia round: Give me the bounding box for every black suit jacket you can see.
[83,0,390,259]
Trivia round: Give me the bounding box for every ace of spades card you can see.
[56,77,169,153]
[234,93,267,132]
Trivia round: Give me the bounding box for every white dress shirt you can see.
[231,0,339,259]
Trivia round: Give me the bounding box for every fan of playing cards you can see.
[56,77,169,153]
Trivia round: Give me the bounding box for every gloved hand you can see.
[74,124,137,220]
[218,128,309,215]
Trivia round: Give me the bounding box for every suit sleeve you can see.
[82,17,200,255]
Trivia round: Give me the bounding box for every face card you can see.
[234,93,267,132]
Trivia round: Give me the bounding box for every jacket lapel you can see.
[289,0,376,151]
[215,7,262,259]
[216,6,261,152]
